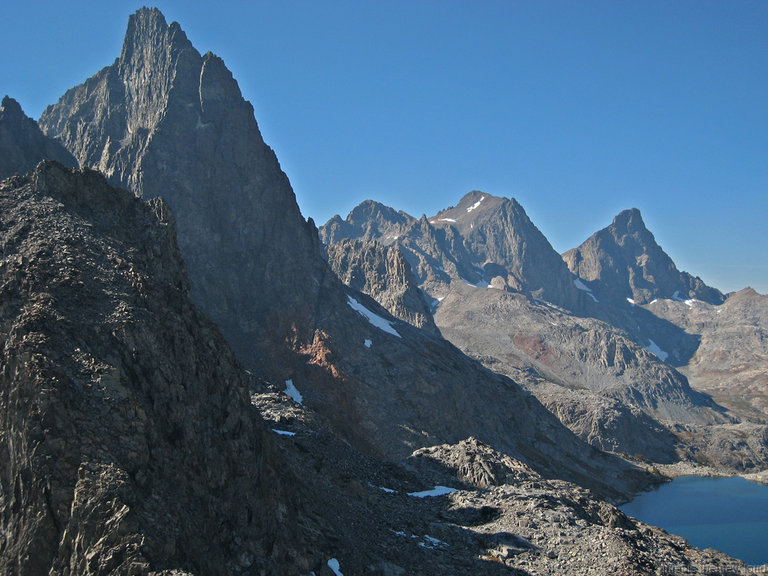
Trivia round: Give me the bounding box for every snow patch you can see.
[461,277,486,289]
[419,535,448,550]
[347,295,402,338]
[439,218,457,222]
[467,195,486,213]
[671,291,698,307]
[379,486,396,494]
[408,486,458,498]
[364,338,373,348]
[645,339,669,362]
[284,379,302,404]
[574,278,591,292]
[272,429,296,436]
[574,278,599,302]
[327,558,343,576]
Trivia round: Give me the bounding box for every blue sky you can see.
[2,1,766,293]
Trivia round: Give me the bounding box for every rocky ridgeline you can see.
[562,208,725,306]
[323,194,768,473]
[322,192,589,311]
[325,238,440,335]
[0,162,326,574]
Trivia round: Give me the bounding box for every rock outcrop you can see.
[325,238,440,335]
[0,162,320,575]
[0,96,77,180]
[562,208,725,306]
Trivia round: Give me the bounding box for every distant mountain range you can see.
[1,8,765,575]
[321,191,768,469]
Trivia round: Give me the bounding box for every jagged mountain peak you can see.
[430,190,511,230]
[347,198,410,226]
[563,208,725,305]
[320,198,414,245]
[323,191,586,309]
[1,95,22,115]
[428,191,583,307]
[120,6,191,59]
[40,7,334,375]
[611,207,646,234]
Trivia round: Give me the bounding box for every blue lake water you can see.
[621,475,768,566]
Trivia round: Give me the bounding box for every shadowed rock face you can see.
[0,162,320,575]
[40,8,334,367]
[325,238,440,335]
[562,208,725,306]
[0,96,77,180]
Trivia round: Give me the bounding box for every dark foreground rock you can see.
[253,382,755,576]
[0,162,322,575]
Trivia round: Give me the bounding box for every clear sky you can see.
[2,1,766,294]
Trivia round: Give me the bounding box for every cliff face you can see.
[0,96,77,180]
[325,238,440,335]
[0,162,318,575]
[563,208,725,305]
[40,8,334,367]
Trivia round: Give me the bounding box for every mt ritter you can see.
[1,7,766,575]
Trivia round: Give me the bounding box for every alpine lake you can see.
[621,475,768,567]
